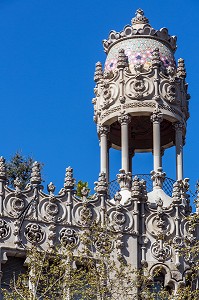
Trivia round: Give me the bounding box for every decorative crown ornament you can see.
[131,9,149,25]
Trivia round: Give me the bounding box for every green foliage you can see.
[76,180,90,198]
[6,152,42,189]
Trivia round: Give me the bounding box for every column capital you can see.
[174,121,185,132]
[150,108,163,123]
[118,113,131,125]
[97,125,110,136]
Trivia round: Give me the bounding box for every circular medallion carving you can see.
[59,228,78,248]
[25,223,44,244]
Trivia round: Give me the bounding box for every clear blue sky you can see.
[0,0,198,199]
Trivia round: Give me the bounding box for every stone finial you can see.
[47,182,56,194]
[131,176,141,198]
[0,157,6,181]
[131,9,149,25]
[94,62,103,82]
[131,176,147,201]
[94,172,108,194]
[117,49,128,69]
[177,58,186,79]
[172,180,182,204]
[64,167,75,190]
[30,161,41,185]
[151,167,166,189]
[152,48,161,67]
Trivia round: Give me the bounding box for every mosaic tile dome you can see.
[103,9,176,72]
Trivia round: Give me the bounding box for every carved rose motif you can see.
[25,223,44,244]
[114,212,126,225]
[59,228,78,248]
[12,198,25,212]
[46,203,59,216]
[0,219,10,239]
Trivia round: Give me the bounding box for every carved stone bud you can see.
[94,172,108,194]
[118,113,131,125]
[131,8,149,25]
[150,108,163,123]
[152,48,161,67]
[94,62,103,82]
[117,169,132,190]
[151,167,166,189]
[0,156,6,181]
[117,49,128,69]
[47,182,56,194]
[114,192,122,205]
[64,167,75,190]
[30,161,42,185]
[177,58,186,79]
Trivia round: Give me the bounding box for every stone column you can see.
[129,149,135,175]
[174,122,184,180]
[98,125,109,181]
[151,109,163,172]
[118,114,131,173]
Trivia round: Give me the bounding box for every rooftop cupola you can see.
[93,9,190,205]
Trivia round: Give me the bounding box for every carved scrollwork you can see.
[101,82,119,109]
[146,213,175,238]
[151,240,172,262]
[0,219,10,239]
[108,205,133,233]
[159,79,180,104]
[4,195,27,218]
[38,198,66,223]
[25,223,44,244]
[125,76,154,100]
[59,228,78,248]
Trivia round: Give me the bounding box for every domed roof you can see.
[103,9,177,72]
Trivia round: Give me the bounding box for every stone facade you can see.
[0,8,198,299]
